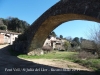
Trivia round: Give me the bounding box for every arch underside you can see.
[16,0,100,53]
[28,13,100,52]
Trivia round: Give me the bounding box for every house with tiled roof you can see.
[43,35,68,50]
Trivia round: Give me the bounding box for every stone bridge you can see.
[14,0,100,55]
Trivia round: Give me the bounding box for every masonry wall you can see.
[0,34,4,44]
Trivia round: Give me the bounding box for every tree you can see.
[42,45,52,53]
[88,25,100,58]
[81,39,96,51]
[60,35,63,39]
[0,25,7,30]
[63,41,68,50]
[66,36,72,42]
[2,19,9,27]
[50,31,57,37]
[72,37,80,46]
[71,41,78,47]
[7,17,30,33]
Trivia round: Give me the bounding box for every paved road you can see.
[0,45,99,75]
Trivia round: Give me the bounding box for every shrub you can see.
[0,25,7,30]
[78,51,97,59]
[42,45,52,53]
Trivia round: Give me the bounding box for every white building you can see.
[0,30,21,45]
[43,35,67,50]
[43,36,56,49]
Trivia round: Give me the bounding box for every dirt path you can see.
[20,58,91,71]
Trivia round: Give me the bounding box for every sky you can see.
[0,0,99,39]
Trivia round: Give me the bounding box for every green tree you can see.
[0,25,7,30]
[63,41,68,50]
[72,37,80,46]
[50,31,57,37]
[7,17,30,33]
[71,41,78,47]
[60,35,63,39]
[2,19,9,27]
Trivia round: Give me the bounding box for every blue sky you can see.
[0,0,99,39]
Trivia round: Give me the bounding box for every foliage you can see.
[70,37,82,52]
[80,39,96,51]
[74,59,100,71]
[50,31,57,37]
[8,17,30,33]
[60,35,63,39]
[69,51,100,71]
[0,25,7,30]
[71,41,78,47]
[2,19,9,26]
[0,17,30,33]
[42,45,52,53]
[18,52,77,59]
[66,36,72,42]
[72,37,80,46]
[77,51,97,59]
[63,41,69,50]
[87,25,100,58]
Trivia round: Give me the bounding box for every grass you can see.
[73,59,100,71]
[18,51,77,60]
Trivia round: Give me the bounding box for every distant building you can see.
[43,35,68,50]
[0,30,21,45]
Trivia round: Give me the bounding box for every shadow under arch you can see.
[28,14,100,52]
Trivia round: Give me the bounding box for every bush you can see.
[0,25,7,30]
[78,51,97,59]
[42,45,52,53]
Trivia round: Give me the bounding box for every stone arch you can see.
[15,0,100,54]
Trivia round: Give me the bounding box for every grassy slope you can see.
[18,51,77,60]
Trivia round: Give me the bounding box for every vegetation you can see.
[18,51,77,59]
[63,41,70,50]
[0,17,30,33]
[42,45,52,53]
[0,25,7,30]
[71,37,80,47]
[50,31,57,37]
[74,59,100,71]
[60,35,63,39]
[88,25,100,58]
